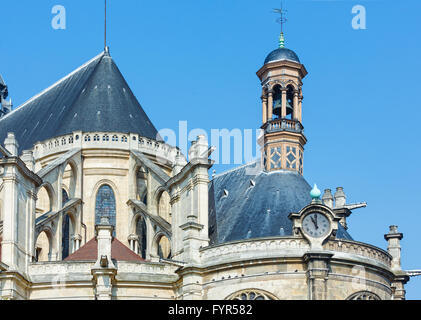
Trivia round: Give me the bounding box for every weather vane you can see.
[273,2,287,48]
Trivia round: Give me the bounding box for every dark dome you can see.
[264,47,300,65]
[208,162,352,244]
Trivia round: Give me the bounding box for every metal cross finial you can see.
[273,2,288,48]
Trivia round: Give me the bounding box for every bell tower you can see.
[256,8,308,175]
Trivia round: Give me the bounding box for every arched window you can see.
[157,235,171,259]
[62,213,70,259]
[158,191,171,224]
[62,189,69,206]
[226,289,277,300]
[136,216,147,259]
[272,85,282,120]
[95,185,116,235]
[61,189,71,260]
[346,291,381,300]
[35,230,51,262]
[286,85,295,120]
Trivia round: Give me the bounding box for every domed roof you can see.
[264,47,300,65]
[208,162,352,244]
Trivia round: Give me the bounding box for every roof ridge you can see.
[0,52,105,122]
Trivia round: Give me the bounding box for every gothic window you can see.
[35,231,51,262]
[95,185,116,236]
[62,213,70,259]
[121,136,128,143]
[157,235,171,259]
[270,147,282,170]
[94,134,100,142]
[103,135,109,142]
[158,191,171,223]
[112,135,118,142]
[346,291,381,300]
[61,138,66,145]
[61,189,70,260]
[136,216,147,259]
[84,135,91,142]
[136,167,148,204]
[226,289,277,300]
[69,136,74,144]
[62,189,69,206]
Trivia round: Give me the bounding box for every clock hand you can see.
[315,214,319,229]
[310,216,318,229]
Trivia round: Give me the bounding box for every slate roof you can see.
[208,162,353,245]
[264,47,301,65]
[0,51,159,153]
[64,237,144,262]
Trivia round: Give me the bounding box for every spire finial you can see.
[310,184,322,203]
[104,0,108,52]
[273,2,288,48]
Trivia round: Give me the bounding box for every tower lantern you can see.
[257,7,308,175]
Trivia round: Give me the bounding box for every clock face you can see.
[302,213,331,238]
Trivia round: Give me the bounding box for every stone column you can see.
[384,226,409,300]
[281,89,287,118]
[267,91,273,121]
[391,274,409,300]
[384,226,403,271]
[293,91,299,120]
[262,94,268,124]
[71,234,82,253]
[27,190,37,264]
[1,175,19,270]
[304,252,333,300]
[298,97,303,123]
[91,216,117,300]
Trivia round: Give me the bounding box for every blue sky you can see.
[1,0,420,299]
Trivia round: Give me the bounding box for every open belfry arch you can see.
[0,5,419,300]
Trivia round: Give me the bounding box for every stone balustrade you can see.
[28,261,179,281]
[32,131,179,165]
[200,237,392,269]
[324,239,392,268]
[265,118,303,133]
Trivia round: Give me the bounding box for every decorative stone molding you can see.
[32,131,179,167]
[346,291,381,300]
[226,289,278,300]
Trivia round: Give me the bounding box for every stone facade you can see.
[0,38,417,300]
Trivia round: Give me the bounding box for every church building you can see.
[0,15,417,300]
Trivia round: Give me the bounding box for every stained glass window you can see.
[95,185,116,236]
[61,189,70,260]
[136,216,147,259]
[62,213,70,259]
